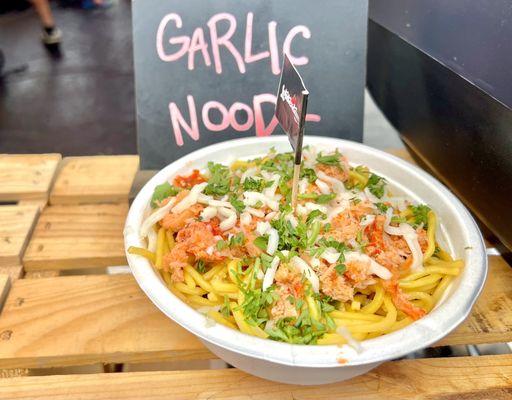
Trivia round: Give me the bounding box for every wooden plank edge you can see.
[0,348,215,370]
[0,354,510,400]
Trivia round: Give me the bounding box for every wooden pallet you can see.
[0,151,510,399]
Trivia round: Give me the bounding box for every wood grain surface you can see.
[23,203,128,270]
[49,155,139,205]
[0,205,39,267]
[0,355,510,400]
[0,154,61,202]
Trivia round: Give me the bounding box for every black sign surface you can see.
[133,0,368,169]
[275,53,308,157]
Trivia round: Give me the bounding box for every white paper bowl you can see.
[124,136,487,385]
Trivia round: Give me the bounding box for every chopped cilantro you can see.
[150,182,180,208]
[376,202,389,213]
[300,167,317,183]
[229,195,245,213]
[242,177,272,192]
[204,162,231,196]
[335,263,346,275]
[216,240,228,251]
[316,152,340,166]
[196,260,206,274]
[253,235,269,251]
[409,204,431,228]
[317,193,336,204]
[366,173,386,199]
[306,209,326,224]
[220,295,231,318]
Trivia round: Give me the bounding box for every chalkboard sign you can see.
[133,0,368,169]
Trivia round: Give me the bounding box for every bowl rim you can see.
[124,136,487,368]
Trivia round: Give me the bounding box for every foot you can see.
[41,27,62,45]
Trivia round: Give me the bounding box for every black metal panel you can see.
[367,20,512,249]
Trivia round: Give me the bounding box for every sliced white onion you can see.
[200,206,217,222]
[218,208,237,231]
[256,221,271,236]
[384,208,423,271]
[140,197,177,238]
[172,182,207,214]
[265,211,278,221]
[320,247,341,264]
[262,256,280,291]
[290,256,320,293]
[328,204,349,220]
[246,207,265,218]
[240,211,252,226]
[344,251,392,280]
[240,167,257,183]
[285,214,298,228]
[206,245,214,255]
[315,179,331,194]
[336,326,362,353]
[147,227,158,253]
[363,187,381,203]
[243,191,279,211]
[267,228,279,255]
[305,202,328,214]
[360,214,375,227]
[316,170,345,193]
[262,174,280,197]
[298,178,308,193]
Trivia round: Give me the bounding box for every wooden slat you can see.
[23,203,128,271]
[0,256,509,369]
[0,205,39,267]
[0,154,61,202]
[0,267,22,283]
[0,274,211,369]
[436,255,512,346]
[49,155,139,205]
[0,354,511,400]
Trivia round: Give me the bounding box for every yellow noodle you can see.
[169,284,188,302]
[207,310,237,329]
[128,246,156,263]
[211,278,238,293]
[165,230,175,250]
[306,295,320,320]
[155,227,166,269]
[174,282,206,296]
[187,294,220,307]
[423,211,437,261]
[399,274,442,289]
[431,275,454,305]
[161,270,172,286]
[203,264,224,281]
[317,333,347,345]
[347,297,397,333]
[400,266,460,282]
[184,265,213,292]
[330,311,384,322]
[183,271,195,289]
[361,285,384,314]
[406,291,434,311]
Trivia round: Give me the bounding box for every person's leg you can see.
[31,0,62,44]
[31,0,54,28]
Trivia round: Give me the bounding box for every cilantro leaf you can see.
[375,202,389,213]
[150,182,180,208]
[300,168,317,183]
[335,263,346,275]
[409,204,431,228]
[242,177,271,192]
[316,152,340,166]
[317,193,336,204]
[366,173,386,199]
[253,235,269,251]
[204,162,231,196]
[229,195,245,213]
[196,260,206,274]
[306,209,326,224]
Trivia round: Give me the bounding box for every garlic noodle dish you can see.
[128,146,463,346]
